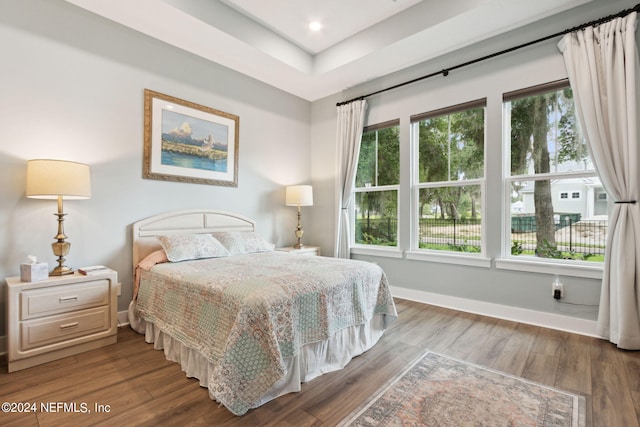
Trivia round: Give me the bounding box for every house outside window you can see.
[504,80,607,263]
[353,120,400,247]
[410,99,486,255]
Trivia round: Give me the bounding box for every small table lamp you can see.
[26,159,91,275]
[285,185,313,249]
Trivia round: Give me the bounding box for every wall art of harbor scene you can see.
[161,109,228,173]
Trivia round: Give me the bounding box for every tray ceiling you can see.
[64,0,594,101]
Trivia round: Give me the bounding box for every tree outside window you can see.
[411,99,485,254]
[354,120,400,247]
[504,80,607,262]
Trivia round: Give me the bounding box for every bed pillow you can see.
[133,249,169,299]
[211,231,275,255]
[157,233,230,262]
[137,249,169,270]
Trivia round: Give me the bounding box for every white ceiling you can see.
[220,0,425,54]
[64,0,593,101]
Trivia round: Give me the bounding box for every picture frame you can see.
[143,89,239,187]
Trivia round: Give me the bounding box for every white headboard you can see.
[132,209,256,268]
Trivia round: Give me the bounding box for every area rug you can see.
[339,351,585,427]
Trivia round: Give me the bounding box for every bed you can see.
[128,209,397,416]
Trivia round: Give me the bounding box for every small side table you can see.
[276,246,321,256]
[5,269,119,372]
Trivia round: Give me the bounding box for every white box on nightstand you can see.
[20,262,49,282]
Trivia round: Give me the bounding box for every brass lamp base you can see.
[294,208,304,249]
[50,265,74,276]
[50,209,74,276]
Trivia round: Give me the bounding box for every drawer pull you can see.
[59,296,79,303]
[60,322,79,330]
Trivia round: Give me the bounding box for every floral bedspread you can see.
[135,251,397,415]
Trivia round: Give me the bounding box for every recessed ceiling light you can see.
[309,21,322,31]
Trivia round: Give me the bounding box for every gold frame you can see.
[143,89,239,187]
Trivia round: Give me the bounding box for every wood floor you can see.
[2,298,639,426]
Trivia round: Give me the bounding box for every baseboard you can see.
[117,310,129,327]
[390,285,600,338]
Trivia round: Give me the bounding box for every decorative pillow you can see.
[157,233,230,262]
[211,231,275,255]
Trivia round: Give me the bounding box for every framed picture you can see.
[143,89,239,187]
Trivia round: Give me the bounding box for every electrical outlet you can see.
[552,278,563,300]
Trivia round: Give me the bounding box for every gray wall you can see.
[308,0,639,323]
[1,0,636,341]
[0,0,311,335]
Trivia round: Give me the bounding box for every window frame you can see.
[408,98,489,261]
[499,79,605,276]
[351,119,401,251]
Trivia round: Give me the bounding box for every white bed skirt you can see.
[128,301,386,410]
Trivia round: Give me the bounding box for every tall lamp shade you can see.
[26,159,91,275]
[285,185,313,249]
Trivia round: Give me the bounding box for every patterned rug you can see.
[339,352,585,427]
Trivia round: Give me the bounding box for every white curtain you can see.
[559,12,640,349]
[335,100,367,258]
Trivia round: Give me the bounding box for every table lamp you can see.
[285,185,313,249]
[26,159,91,275]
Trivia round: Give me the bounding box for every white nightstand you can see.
[276,246,321,256]
[5,269,119,372]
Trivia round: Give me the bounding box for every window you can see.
[560,191,581,200]
[354,120,400,247]
[410,99,486,254]
[504,80,607,263]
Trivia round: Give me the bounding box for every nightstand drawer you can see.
[20,279,109,320]
[276,246,320,256]
[20,306,110,350]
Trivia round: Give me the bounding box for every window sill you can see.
[350,246,404,259]
[405,250,491,268]
[495,258,603,279]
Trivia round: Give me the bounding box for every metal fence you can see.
[355,217,608,258]
[510,217,607,256]
[418,218,482,251]
[355,217,398,246]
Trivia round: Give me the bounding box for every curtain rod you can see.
[336,3,640,107]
